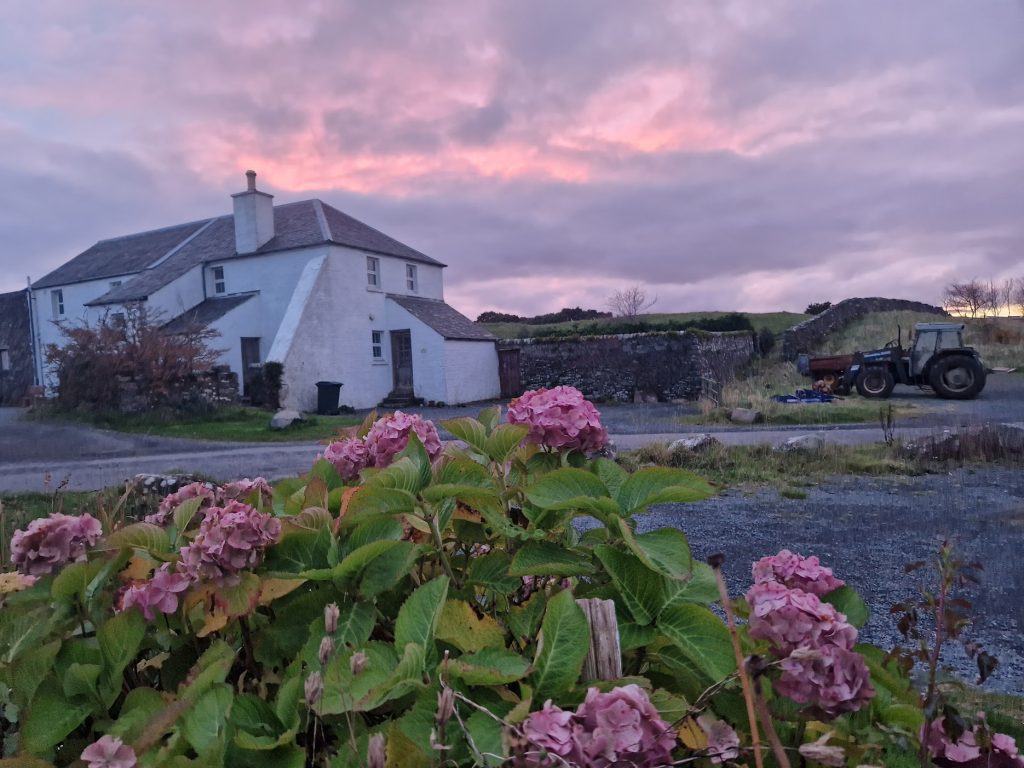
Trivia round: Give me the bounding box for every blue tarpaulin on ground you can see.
[770,389,836,404]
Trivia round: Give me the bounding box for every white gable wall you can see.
[443,340,500,404]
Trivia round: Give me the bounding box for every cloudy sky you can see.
[1,1,1022,318]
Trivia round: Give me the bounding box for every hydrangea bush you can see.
[0,395,1015,767]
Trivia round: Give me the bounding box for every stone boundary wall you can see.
[0,289,34,405]
[115,365,240,414]
[781,297,947,360]
[504,331,755,402]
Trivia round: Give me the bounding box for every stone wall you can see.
[115,365,240,414]
[781,297,947,360]
[505,331,755,402]
[0,289,34,405]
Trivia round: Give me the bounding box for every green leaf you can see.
[231,693,286,750]
[467,551,521,592]
[262,524,332,573]
[394,576,450,656]
[359,541,420,598]
[447,648,532,686]
[508,541,596,577]
[485,423,529,463]
[395,432,433,492]
[657,603,736,683]
[525,468,611,510]
[823,585,869,628]
[345,516,405,554]
[649,688,689,723]
[594,545,670,626]
[305,539,403,581]
[477,405,502,431]
[107,687,166,743]
[366,455,426,496]
[50,559,105,602]
[62,662,101,701]
[107,522,171,553]
[508,592,547,642]
[616,467,715,514]
[98,609,145,702]
[19,677,92,753]
[9,640,61,708]
[435,600,506,653]
[342,486,417,527]
[668,562,720,605]
[440,417,489,454]
[618,622,658,651]
[215,571,261,618]
[182,683,233,756]
[615,524,693,582]
[466,710,504,765]
[420,484,500,508]
[434,455,493,488]
[591,458,628,500]
[532,590,589,702]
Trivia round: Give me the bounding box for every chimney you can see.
[231,170,275,253]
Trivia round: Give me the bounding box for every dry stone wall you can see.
[781,297,947,360]
[0,290,34,405]
[505,331,755,402]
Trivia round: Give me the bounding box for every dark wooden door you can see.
[498,347,521,398]
[240,337,261,394]
[390,330,414,394]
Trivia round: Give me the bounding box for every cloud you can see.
[0,0,1022,321]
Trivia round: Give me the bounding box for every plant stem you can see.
[427,512,457,586]
[752,675,791,768]
[919,555,950,768]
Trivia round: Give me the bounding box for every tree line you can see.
[943,278,1024,318]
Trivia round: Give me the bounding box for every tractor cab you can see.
[908,323,965,377]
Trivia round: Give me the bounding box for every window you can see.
[109,280,122,289]
[371,330,384,360]
[51,289,65,318]
[366,257,380,289]
[406,264,418,292]
[212,266,225,295]
[0,348,9,372]
[110,312,126,328]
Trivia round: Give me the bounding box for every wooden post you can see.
[576,598,622,681]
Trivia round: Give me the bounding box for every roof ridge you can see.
[146,217,221,270]
[94,216,222,244]
[311,199,332,242]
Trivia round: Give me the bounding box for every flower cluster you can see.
[144,481,216,526]
[697,715,740,764]
[507,386,608,454]
[121,563,191,620]
[219,477,274,507]
[11,512,102,575]
[752,549,845,596]
[81,735,137,768]
[178,501,281,585]
[319,412,443,479]
[521,685,676,767]
[746,550,873,720]
[923,716,1024,767]
[145,477,273,526]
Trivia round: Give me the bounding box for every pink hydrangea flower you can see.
[320,437,371,481]
[81,735,137,768]
[697,714,740,764]
[522,700,576,758]
[923,717,1024,767]
[775,644,874,719]
[746,581,857,656]
[121,563,191,620]
[178,501,281,585]
[507,386,608,454]
[218,477,273,507]
[10,512,102,575]
[752,549,845,596]
[145,481,216,526]
[364,411,443,468]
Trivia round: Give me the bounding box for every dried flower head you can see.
[318,636,335,666]
[697,714,741,764]
[305,670,323,708]
[350,650,369,676]
[324,602,340,634]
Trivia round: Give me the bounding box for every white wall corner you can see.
[267,254,327,365]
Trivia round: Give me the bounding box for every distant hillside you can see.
[482,311,809,339]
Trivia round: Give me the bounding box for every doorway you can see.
[240,337,261,395]
[390,330,413,394]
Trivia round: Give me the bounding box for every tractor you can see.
[798,322,987,400]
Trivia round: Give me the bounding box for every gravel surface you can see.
[638,467,1024,695]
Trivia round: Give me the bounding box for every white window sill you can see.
[371,360,389,365]
[366,286,382,293]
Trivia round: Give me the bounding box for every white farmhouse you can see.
[29,171,499,410]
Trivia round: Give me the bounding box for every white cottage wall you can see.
[443,340,499,404]
[378,258,444,299]
[384,302,447,403]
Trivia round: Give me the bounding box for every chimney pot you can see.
[245,170,257,192]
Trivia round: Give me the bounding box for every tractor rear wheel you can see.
[856,367,895,399]
[929,355,986,400]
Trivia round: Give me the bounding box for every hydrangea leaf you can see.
[262,523,332,573]
[466,709,505,762]
[484,423,530,463]
[591,457,629,501]
[440,417,489,454]
[616,468,715,515]
[61,661,101,702]
[19,677,93,753]
[9,639,60,708]
[447,648,532,686]
[433,455,493,488]
[394,576,450,656]
[525,468,611,510]
[214,571,261,618]
[181,682,232,756]
[508,592,547,642]
[358,541,421,598]
[823,585,869,628]
[477,405,502,432]
[394,432,433,492]
[98,609,146,701]
[616,524,693,582]
[435,600,506,653]
[657,603,736,683]
[467,551,522,593]
[341,486,418,528]
[106,522,172,554]
[594,545,670,626]
[531,590,589,702]
[667,562,720,605]
[508,541,596,577]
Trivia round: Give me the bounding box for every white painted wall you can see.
[148,267,206,321]
[378,257,444,300]
[385,301,447,403]
[444,340,500,404]
[206,298,267,394]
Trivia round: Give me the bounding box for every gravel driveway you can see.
[639,467,1024,695]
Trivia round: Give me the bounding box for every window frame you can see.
[371,330,384,361]
[0,348,10,372]
[52,289,65,318]
[366,256,381,290]
[212,265,226,295]
[405,263,418,293]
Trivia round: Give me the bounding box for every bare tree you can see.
[943,279,995,318]
[1011,277,1024,318]
[997,278,1015,317]
[607,286,658,318]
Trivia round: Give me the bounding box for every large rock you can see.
[669,434,720,452]
[270,409,305,430]
[729,407,764,424]
[775,434,826,453]
[996,423,1024,453]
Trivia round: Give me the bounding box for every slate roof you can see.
[387,295,495,341]
[161,293,258,334]
[32,199,444,304]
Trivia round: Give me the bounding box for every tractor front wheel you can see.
[856,367,895,399]
[929,355,986,400]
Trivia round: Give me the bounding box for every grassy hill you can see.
[482,310,808,339]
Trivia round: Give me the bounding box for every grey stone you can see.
[729,407,763,424]
[775,434,826,452]
[669,434,720,452]
[270,409,305,430]
[996,423,1024,453]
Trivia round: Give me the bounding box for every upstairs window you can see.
[212,266,225,295]
[0,348,10,372]
[367,256,380,289]
[371,330,384,360]
[406,264,418,293]
[51,289,65,318]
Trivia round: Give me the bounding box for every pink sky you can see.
[1,1,1022,319]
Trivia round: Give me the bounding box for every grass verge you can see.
[31,405,362,443]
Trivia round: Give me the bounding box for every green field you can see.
[482,310,809,339]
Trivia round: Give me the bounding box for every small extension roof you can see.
[161,293,258,334]
[387,295,495,341]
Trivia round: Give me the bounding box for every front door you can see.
[390,330,413,394]
[240,337,261,395]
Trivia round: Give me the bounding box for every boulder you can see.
[996,423,1024,454]
[669,434,720,452]
[270,409,305,430]
[729,407,763,424]
[775,434,826,453]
